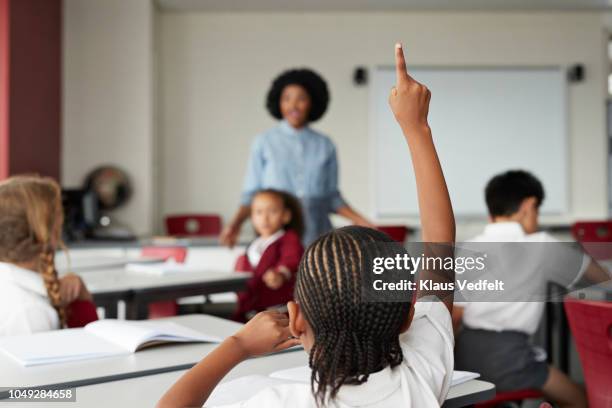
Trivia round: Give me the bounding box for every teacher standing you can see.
[220,68,373,246]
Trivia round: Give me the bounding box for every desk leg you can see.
[125,300,148,320]
[95,300,118,319]
[545,302,553,364]
[104,302,118,319]
[559,303,570,373]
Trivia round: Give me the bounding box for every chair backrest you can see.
[141,246,187,263]
[572,221,612,243]
[571,221,612,260]
[564,297,612,408]
[377,225,410,243]
[165,214,222,237]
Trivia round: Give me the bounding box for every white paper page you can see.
[85,320,222,352]
[451,371,480,386]
[125,260,205,275]
[0,329,129,366]
[205,375,306,407]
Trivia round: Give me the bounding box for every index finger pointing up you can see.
[395,43,410,85]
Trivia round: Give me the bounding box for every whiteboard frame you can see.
[369,65,570,220]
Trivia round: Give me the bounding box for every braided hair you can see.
[0,175,66,327]
[295,226,412,405]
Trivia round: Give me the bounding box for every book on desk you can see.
[0,319,221,366]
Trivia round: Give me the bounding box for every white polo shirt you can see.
[214,300,454,408]
[0,262,60,337]
[459,222,589,335]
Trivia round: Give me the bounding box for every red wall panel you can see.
[0,0,9,180]
[8,0,61,180]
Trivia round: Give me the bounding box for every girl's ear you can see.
[287,301,305,338]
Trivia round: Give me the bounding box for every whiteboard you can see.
[371,67,568,218]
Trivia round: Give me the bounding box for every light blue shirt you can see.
[241,121,346,244]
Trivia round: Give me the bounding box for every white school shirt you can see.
[459,222,590,335]
[0,262,60,337]
[213,300,454,408]
[247,229,285,267]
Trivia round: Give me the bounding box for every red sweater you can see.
[234,230,303,321]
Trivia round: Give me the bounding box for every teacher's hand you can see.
[219,224,240,248]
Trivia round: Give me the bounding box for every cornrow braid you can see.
[39,250,66,327]
[295,226,412,406]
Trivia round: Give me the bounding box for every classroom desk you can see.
[0,315,243,398]
[78,268,250,319]
[6,351,495,407]
[55,255,164,273]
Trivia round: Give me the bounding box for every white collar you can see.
[252,229,285,248]
[0,261,48,296]
[248,230,286,266]
[335,365,401,406]
[482,221,526,238]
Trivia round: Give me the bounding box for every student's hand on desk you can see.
[262,269,284,289]
[231,310,300,357]
[388,43,431,137]
[59,274,92,305]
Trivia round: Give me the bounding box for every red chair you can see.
[66,299,99,328]
[564,297,612,408]
[377,225,410,243]
[475,389,543,408]
[571,221,612,260]
[165,214,222,237]
[142,246,188,319]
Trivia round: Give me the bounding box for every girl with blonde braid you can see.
[0,175,95,336]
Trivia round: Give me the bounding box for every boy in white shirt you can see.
[454,170,610,408]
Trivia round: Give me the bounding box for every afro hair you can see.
[266,68,330,122]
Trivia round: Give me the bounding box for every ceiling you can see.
[157,0,612,12]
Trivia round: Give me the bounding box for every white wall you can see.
[158,11,609,233]
[62,0,155,235]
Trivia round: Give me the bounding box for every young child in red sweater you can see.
[233,189,304,322]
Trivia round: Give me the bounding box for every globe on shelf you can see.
[84,166,135,241]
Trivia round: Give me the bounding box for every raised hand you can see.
[388,43,431,137]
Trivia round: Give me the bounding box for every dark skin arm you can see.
[219,205,250,248]
[389,44,456,313]
[156,311,299,408]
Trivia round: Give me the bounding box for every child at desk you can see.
[233,189,304,322]
[453,170,611,408]
[0,175,97,336]
[158,43,457,408]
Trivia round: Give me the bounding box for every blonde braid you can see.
[39,250,66,328]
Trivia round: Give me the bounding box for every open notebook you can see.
[0,320,221,366]
[205,366,480,406]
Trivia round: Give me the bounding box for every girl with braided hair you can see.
[0,175,95,336]
[158,43,456,408]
